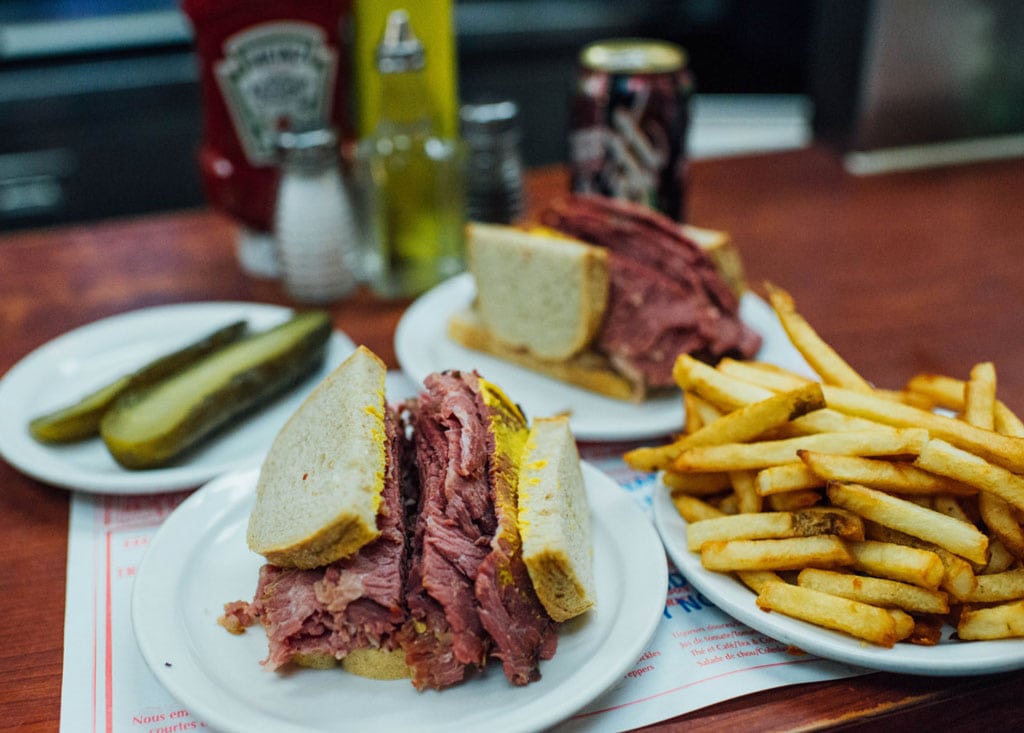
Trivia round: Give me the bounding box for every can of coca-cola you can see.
[569,39,694,221]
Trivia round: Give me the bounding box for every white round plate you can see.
[395,273,810,441]
[132,463,667,733]
[0,302,355,494]
[652,480,1024,676]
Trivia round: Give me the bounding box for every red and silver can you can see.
[569,39,694,221]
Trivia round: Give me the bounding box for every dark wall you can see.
[0,0,817,231]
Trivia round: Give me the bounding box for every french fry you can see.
[755,463,822,496]
[685,508,864,551]
[783,409,895,437]
[845,539,945,590]
[673,428,929,473]
[767,490,823,511]
[714,492,740,515]
[715,359,890,436]
[904,373,964,411]
[824,385,1024,474]
[872,389,936,410]
[672,493,725,523]
[931,495,973,524]
[700,535,854,572]
[797,450,976,496]
[958,569,1024,603]
[958,600,1024,640]
[983,535,1017,574]
[978,492,1024,562]
[963,361,996,430]
[995,401,1024,437]
[962,368,1024,562]
[689,393,725,430]
[624,382,826,472]
[736,570,785,593]
[717,357,813,393]
[796,568,949,614]
[756,581,909,647]
[682,390,706,434]
[827,482,990,566]
[764,283,874,393]
[906,372,1024,436]
[915,438,1024,513]
[673,354,772,410]
[888,608,917,642]
[662,470,733,496]
[730,470,762,514]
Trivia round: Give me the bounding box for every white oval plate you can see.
[0,302,355,494]
[652,480,1024,676]
[132,462,667,733]
[395,273,810,441]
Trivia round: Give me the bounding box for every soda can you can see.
[569,39,694,221]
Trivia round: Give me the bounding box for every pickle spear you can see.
[29,319,249,443]
[99,310,333,470]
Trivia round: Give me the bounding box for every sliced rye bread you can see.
[465,222,609,361]
[247,345,388,569]
[518,416,596,622]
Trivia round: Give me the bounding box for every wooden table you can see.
[2,146,1024,731]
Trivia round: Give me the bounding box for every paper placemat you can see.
[59,376,865,732]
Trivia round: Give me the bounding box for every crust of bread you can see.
[518,416,595,622]
[340,648,412,680]
[465,222,609,361]
[681,224,746,298]
[447,307,644,402]
[246,345,388,569]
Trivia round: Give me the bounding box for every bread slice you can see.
[447,307,642,401]
[466,222,609,361]
[518,416,595,622]
[247,345,387,569]
[340,648,412,680]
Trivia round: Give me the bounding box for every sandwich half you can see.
[448,194,762,401]
[225,346,414,673]
[221,346,595,690]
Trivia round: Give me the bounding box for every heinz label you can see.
[215,22,338,166]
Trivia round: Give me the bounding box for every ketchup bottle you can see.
[181,0,352,278]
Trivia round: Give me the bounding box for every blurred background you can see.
[1,0,1022,232]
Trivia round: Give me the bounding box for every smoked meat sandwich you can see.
[222,345,596,690]
[448,194,762,401]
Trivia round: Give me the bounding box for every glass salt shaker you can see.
[459,97,526,224]
[274,128,360,303]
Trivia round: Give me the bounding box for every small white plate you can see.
[0,302,355,494]
[652,481,1024,676]
[132,463,668,733]
[395,273,810,441]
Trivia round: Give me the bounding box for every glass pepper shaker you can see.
[460,97,526,224]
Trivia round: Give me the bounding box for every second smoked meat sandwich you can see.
[448,194,762,401]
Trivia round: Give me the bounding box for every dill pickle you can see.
[99,310,333,469]
[29,319,248,443]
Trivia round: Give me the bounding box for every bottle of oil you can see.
[357,9,465,298]
[353,0,458,139]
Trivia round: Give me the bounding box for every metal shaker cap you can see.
[376,9,425,74]
[460,98,522,140]
[276,127,339,171]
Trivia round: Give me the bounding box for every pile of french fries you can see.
[626,283,1024,648]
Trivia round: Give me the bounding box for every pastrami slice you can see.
[474,377,558,686]
[401,371,496,688]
